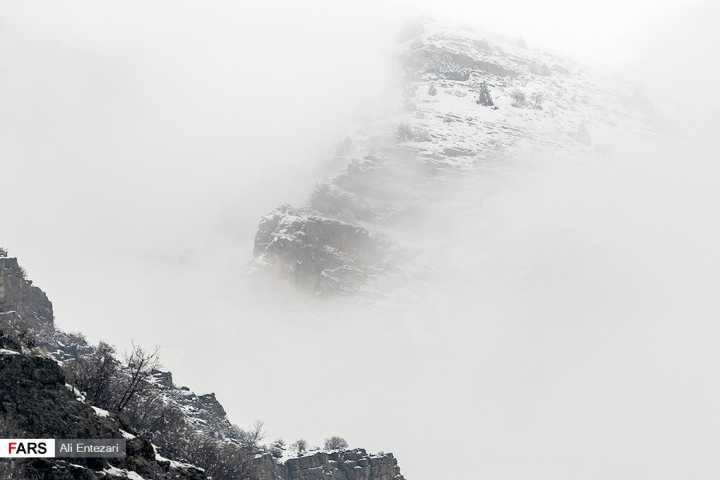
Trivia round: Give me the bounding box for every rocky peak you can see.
[251,20,653,295]
[0,255,54,331]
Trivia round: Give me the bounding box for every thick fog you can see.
[2,1,720,479]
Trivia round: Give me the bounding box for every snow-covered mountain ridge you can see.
[252,20,655,294]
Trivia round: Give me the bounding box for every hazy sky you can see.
[397,0,708,61]
[2,1,720,479]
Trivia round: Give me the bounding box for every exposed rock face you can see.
[254,449,404,480]
[252,20,652,294]
[0,256,54,330]
[403,42,515,79]
[160,383,236,439]
[0,352,118,439]
[0,253,239,444]
[0,351,207,480]
[253,205,392,294]
[0,254,219,479]
[150,368,173,388]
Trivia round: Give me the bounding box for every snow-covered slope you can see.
[252,20,655,294]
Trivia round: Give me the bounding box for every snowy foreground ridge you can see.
[251,20,654,294]
[1,256,405,478]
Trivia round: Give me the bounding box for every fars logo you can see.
[0,439,55,458]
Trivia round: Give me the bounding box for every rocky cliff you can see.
[0,254,54,332]
[254,449,404,480]
[0,250,406,480]
[0,351,206,480]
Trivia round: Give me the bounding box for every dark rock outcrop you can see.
[0,350,207,479]
[0,256,54,330]
[0,352,118,439]
[253,205,391,294]
[0,251,239,445]
[402,43,514,79]
[255,449,405,480]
